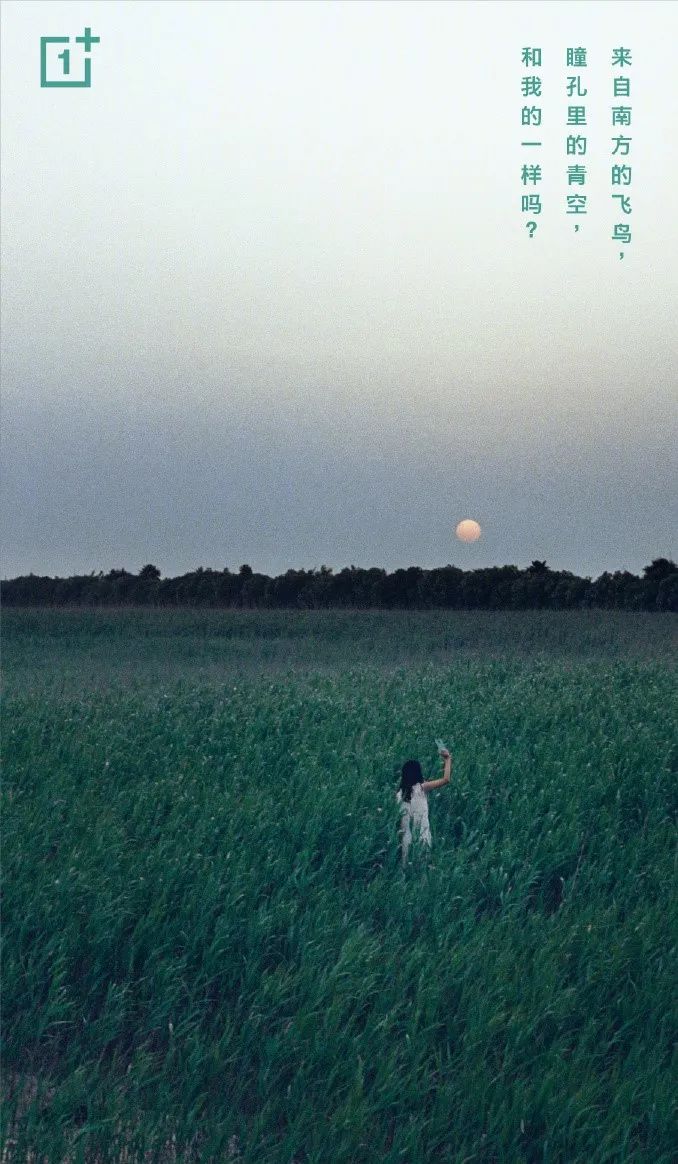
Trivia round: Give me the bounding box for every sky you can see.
[2,0,677,580]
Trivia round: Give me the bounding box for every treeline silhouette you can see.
[2,558,677,611]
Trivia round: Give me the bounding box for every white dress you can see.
[396,783,432,865]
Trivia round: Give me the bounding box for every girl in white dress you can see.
[396,750,451,866]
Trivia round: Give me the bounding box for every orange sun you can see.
[455,519,482,543]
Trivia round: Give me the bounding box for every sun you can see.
[455,519,482,543]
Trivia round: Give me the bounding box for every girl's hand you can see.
[440,748,451,760]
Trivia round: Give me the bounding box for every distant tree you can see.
[424,565,463,608]
[656,572,678,612]
[3,556,676,610]
[642,558,677,581]
[380,567,423,608]
[641,558,678,609]
[101,568,134,604]
[239,568,266,608]
[550,572,591,609]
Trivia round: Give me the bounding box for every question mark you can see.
[526,221,537,238]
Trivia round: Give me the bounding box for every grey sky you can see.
[2,0,677,579]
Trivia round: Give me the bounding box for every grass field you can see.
[2,609,677,1162]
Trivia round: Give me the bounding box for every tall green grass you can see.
[3,608,677,695]
[2,611,677,1161]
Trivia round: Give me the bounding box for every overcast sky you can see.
[2,0,677,579]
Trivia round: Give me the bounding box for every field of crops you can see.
[2,609,677,1162]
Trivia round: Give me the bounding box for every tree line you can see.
[2,558,677,611]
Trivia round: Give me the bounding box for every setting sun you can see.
[455,519,482,543]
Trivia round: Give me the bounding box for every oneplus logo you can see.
[41,27,100,88]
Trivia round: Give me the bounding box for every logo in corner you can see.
[41,27,100,88]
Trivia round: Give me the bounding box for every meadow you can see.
[2,609,677,1162]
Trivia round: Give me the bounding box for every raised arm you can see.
[422,750,452,792]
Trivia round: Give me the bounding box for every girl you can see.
[396,749,451,866]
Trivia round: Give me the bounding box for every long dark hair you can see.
[399,759,423,803]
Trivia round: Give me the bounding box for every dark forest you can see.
[3,558,676,610]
